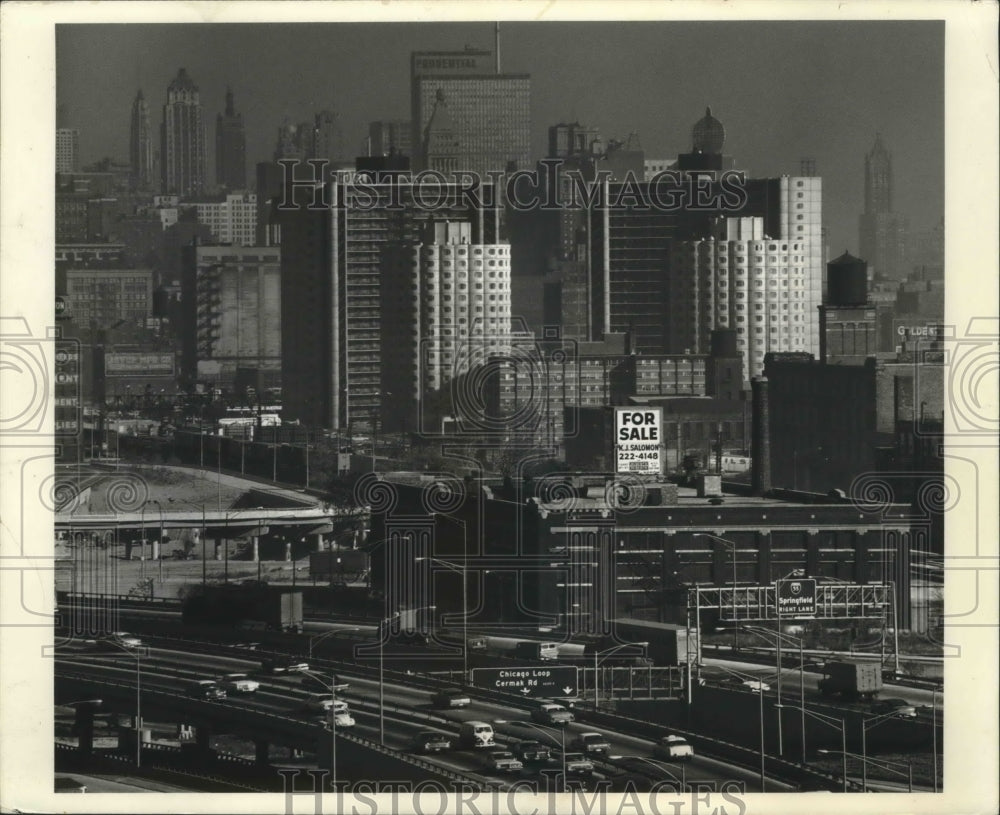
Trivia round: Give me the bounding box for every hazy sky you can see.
[56,20,944,253]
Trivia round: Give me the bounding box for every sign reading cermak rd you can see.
[472,666,579,698]
[776,578,817,617]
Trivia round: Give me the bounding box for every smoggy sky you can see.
[56,19,944,255]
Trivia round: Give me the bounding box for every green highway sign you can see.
[472,666,578,698]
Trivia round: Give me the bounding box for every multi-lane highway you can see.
[55,637,785,792]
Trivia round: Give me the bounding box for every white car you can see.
[305,695,349,714]
[725,677,771,693]
[652,735,695,761]
[220,673,260,693]
[321,710,356,729]
[108,632,142,649]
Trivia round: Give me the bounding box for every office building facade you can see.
[56,128,79,174]
[64,268,153,328]
[189,192,257,246]
[181,244,282,389]
[411,48,530,176]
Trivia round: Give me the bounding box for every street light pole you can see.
[417,553,468,683]
[378,604,435,745]
[695,533,740,652]
[592,643,647,709]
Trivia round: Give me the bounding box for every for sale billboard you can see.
[615,408,663,475]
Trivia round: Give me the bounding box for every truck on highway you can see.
[181,584,304,633]
[817,660,882,700]
[513,641,560,661]
[607,619,697,666]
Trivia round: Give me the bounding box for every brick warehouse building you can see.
[365,474,924,636]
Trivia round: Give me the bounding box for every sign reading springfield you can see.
[615,408,663,475]
[776,578,817,618]
[472,666,579,698]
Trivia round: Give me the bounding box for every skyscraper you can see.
[160,68,207,197]
[129,90,153,190]
[411,47,530,176]
[311,109,343,165]
[279,178,501,431]
[585,108,823,380]
[56,128,79,174]
[215,87,246,190]
[858,133,907,280]
[381,220,512,430]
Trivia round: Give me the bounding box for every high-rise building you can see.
[381,220,511,430]
[215,87,246,190]
[858,134,907,280]
[129,90,153,190]
[160,68,207,197]
[670,216,816,379]
[311,109,343,165]
[180,244,282,389]
[279,177,501,431]
[411,47,530,176]
[584,108,823,378]
[56,128,79,174]
[369,120,412,158]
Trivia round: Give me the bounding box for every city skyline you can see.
[56,20,943,255]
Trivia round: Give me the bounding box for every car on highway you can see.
[561,752,595,774]
[652,734,694,761]
[220,673,260,694]
[187,680,227,700]
[511,740,555,764]
[327,709,356,728]
[411,730,453,754]
[304,695,349,714]
[107,631,142,649]
[262,659,309,675]
[532,702,574,726]
[479,749,524,773]
[871,697,918,718]
[430,687,471,708]
[724,676,771,693]
[570,731,611,755]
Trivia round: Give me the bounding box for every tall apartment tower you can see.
[160,68,207,197]
[584,108,823,376]
[129,90,153,190]
[381,220,512,430]
[858,133,907,280]
[215,87,246,190]
[411,48,530,176]
[279,178,501,431]
[670,216,816,380]
[56,128,79,174]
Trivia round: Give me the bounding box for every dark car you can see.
[570,731,611,754]
[411,730,452,754]
[430,687,471,708]
[511,740,555,764]
[262,659,309,675]
[187,680,227,700]
[871,697,917,718]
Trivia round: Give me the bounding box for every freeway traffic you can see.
[55,637,782,792]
